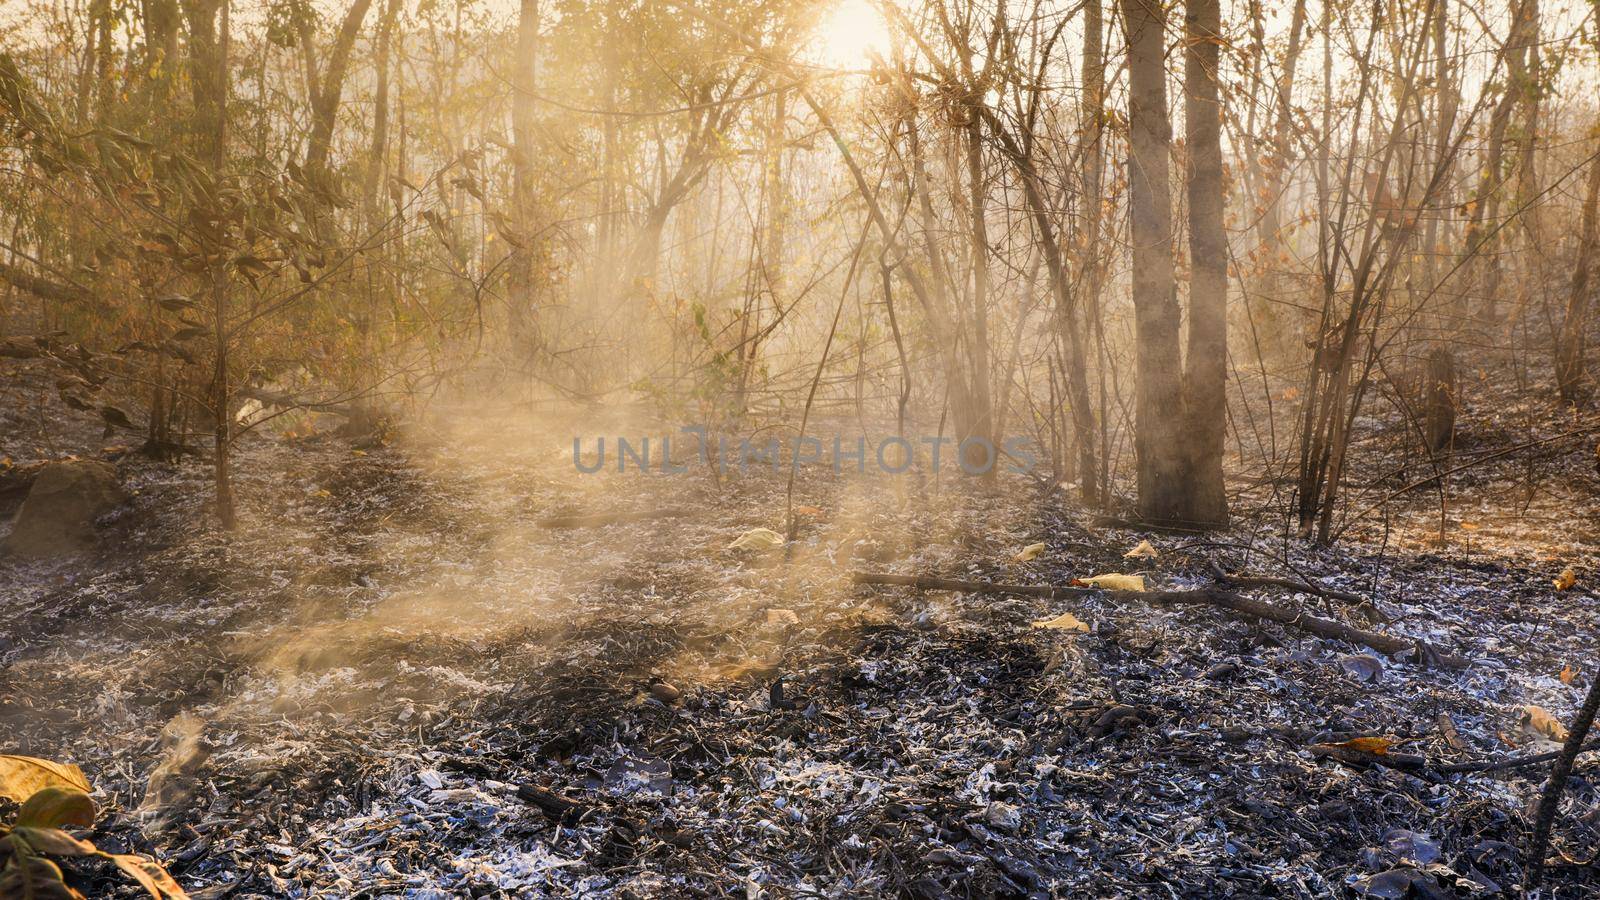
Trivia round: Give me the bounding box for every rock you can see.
[2,459,126,557]
[1339,653,1384,683]
[984,801,1022,833]
[648,681,682,704]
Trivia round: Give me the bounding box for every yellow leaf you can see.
[1123,540,1159,559]
[0,755,92,805]
[1459,522,1479,531]
[1016,542,1046,562]
[1522,705,1570,742]
[765,608,800,626]
[1031,611,1090,632]
[728,527,784,552]
[107,852,191,899]
[351,449,367,457]
[1560,664,1578,684]
[1077,573,1146,592]
[1553,568,1577,591]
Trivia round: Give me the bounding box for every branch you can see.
[850,572,1470,668]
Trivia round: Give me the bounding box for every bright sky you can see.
[807,0,893,70]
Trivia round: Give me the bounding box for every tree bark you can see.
[508,0,541,344]
[1556,137,1600,402]
[300,0,375,175]
[1183,0,1229,525]
[180,0,235,529]
[1124,0,1185,522]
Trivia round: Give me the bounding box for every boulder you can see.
[2,459,126,557]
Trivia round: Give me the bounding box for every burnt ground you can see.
[3,364,1600,897]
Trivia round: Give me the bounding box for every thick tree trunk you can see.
[1183,0,1229,525]
[1423,345,1457,452]
[1124,0,1185,522]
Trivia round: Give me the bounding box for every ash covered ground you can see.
[3,390,1600,898]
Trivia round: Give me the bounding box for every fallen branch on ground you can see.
[1438,736,1600,773]
[1208,562,1392,624]
[537,508,692,529]
[850,571,1469,668]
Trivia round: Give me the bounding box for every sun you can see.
[809,0,893,71]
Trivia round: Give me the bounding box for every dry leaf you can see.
[1123,539,1159,559]
[765,608,800,626]
[1522,705,1570,742]
[1076,573,1146,592]
[1031,611,1090,632]
[1560,664,1578,684]
[1016,542,1046,562]
[0,755,92,805]
[1459,522,1479,531]
[16,786,95,829]
[1331,736,1393,755]
[1553,568,1577,591]
[1437,714,1466,751]
[728,528,784,552]
[791,505,824,517]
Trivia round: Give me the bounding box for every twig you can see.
[1528,672,1600,891]
[1437,736,1600,774]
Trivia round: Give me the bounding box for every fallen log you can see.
[537,508,691,529]
[850,571,1470,668]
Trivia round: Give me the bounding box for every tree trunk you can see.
[1556,135,1600,402]
[964,114,995,477]
[508,0,541,345]
[301,0,375,175]
[1077,0,1107,504]
[361,0,400,218]
[1423,345,1457,452]
[1183,0,1229,525]
[181,0,235,529]
[1124,0,1185,522]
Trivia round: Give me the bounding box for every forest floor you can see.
[3,359,1600,898]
